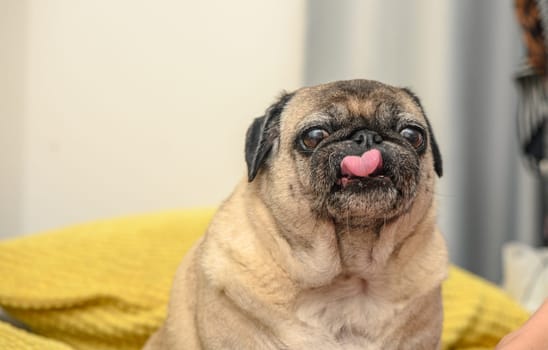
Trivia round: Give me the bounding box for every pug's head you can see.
[245,80,442,226]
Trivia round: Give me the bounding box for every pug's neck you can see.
[331,205,437,277]
[245,177,441,288]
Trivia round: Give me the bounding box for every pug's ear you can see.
[245,92,294,182]
[424,117,443,177]
[401,88,443,177]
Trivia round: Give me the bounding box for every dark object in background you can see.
[515,0,548,245]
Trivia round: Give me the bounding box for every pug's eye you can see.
[400,127,425,150]
[301,128,330,150]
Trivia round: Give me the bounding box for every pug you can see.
[144,79,448,350]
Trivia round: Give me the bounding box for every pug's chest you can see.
[292,277,412,349]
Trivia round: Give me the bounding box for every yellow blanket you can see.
[0,208,529,350]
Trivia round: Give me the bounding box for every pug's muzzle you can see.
[303,125,426,220]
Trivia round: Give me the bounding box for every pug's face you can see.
[246,80,442,224]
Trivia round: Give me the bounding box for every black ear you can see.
[425,118,443,177]
[245,92,294,182]
[401,88,443,177]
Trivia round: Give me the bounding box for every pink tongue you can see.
[340,149,383,177]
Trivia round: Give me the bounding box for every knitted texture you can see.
[0,208,216,350]
[0,208,530,350]
[442,267,530,349]
[0,322,72,350]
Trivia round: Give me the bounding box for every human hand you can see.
[496,299,548,350]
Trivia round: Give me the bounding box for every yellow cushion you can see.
[0,208,529,350]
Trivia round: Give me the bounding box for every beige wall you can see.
[0,0,305,237]
[0,1,27,237]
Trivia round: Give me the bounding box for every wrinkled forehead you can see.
[282,81,425,129]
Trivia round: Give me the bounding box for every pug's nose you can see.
[352,130,383,147]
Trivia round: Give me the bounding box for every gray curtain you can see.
[305,0,541,282]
